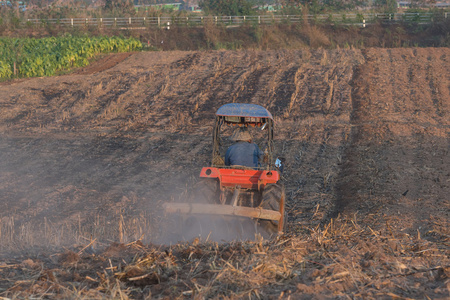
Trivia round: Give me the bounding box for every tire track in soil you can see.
[272,66,298,114]
[333,48,450,225]
[233,67,269,104]
[425,63,444,118]
[386,49,401,114]
[192,54,237,117]
[74,52,134,75]
[1,49,448,250]
[186,54,225,102]
[333,48,374,216]
[273,50,362,225]
[193,52,268,120]
[171,52,201,69]
[226,57,261,102]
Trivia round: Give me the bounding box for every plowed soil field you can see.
[0,48,449,299]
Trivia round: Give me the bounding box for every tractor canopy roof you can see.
[216,103,273,126]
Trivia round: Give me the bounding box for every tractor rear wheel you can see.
[191,179,220,204]
[260,184,286,235]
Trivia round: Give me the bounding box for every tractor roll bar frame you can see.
[211,116,274,170]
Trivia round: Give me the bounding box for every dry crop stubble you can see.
[0,208,155,254]
[0,49,449,298]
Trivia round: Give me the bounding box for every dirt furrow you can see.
[0,48,447,252]
[0,48,449,299]
[334,48,450,236]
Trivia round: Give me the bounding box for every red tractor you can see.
[163,103,286,240]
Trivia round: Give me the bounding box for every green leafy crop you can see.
[0,36,142,79]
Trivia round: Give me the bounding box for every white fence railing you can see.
[25,12,449,28]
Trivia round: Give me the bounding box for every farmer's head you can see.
[230,127,252,142]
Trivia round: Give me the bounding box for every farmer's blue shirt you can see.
[225,142,264,168]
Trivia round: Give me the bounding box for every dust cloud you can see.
[157,212,275,245]
[0,133,205,254]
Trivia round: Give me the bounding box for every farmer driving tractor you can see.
[163,103,286,240]
[225,127,266,168]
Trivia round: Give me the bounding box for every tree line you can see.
[0,0,445,28]
[200,0,441,16]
